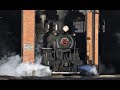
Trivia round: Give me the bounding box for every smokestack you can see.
[57,10,68,31]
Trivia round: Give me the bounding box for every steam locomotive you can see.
[36,10,86,72]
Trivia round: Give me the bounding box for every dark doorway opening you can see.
[0,10,21,58]
[99,10,120,74]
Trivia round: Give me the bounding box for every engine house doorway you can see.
[99,10,120,74]
[22,10,99,74]
[35,10,87,72]
[0,10,21,59]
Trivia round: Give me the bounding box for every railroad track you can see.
[0,75,120,80]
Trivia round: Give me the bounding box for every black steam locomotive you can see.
[36,10,86,72]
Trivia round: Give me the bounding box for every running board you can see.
[52,72,81,75]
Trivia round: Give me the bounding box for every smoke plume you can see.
[57,10,68,30]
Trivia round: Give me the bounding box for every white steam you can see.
[79,65,98,75]
[0,54,52,77]
[16,62,51,77]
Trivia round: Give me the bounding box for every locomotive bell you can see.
[63,25,69,32]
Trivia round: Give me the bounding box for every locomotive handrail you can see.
[41,48,79,49]
[41,48,53,49]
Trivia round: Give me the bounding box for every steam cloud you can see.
[0,53,52,77]
[79,65,98,76]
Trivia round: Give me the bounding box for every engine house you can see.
[22,10,100,73]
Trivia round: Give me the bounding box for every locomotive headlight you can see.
[63,25,69,32]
